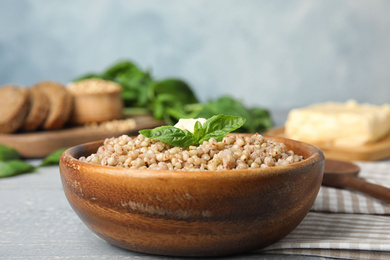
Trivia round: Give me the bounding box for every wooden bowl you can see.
[59,134,324,257]
[69,91,123,124]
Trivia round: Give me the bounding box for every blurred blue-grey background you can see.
[1,0,389,117]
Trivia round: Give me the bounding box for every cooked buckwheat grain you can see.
[79,133,303,171]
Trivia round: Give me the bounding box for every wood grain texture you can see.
[59,134,325,257]
[323,159,390,204]
[0,115,163,158]
[266,127,390,161]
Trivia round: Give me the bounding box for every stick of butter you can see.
[285,100,390,147]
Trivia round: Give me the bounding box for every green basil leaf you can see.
[0,145,20,161]
[148,79,198,105]
[193,96,272,133]
[40,148,68,167]
[198,115,246,143]
[147,79,199,120]
[102,60,139,80]
[152,98,165,120]
[73,73,105,82]
[140,115,246,147]
[0,160,36,178]
[116,67,153,107]
[250,107,273,132]
[139,126,195,147]
[193,121,204,144]
[197,96,251,119]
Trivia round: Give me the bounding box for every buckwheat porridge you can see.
[79,133,303,171]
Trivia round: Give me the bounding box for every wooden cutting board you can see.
[266,127,390,161]
[0,115,164,158]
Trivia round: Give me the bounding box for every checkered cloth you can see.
[261,160,390,259]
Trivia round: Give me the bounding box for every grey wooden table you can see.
[0,161,326,260]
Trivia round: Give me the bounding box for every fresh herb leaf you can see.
[148,79,198,104]
[73,73,105,82]
[190,96,272,133]
[0,146,36,178]
[0,145,20,161]
[40,148,68,167]
[113,63,153,107]
[193,121,204,143]
[147,79,199,122]
[102,60,140,80]
[196,96,253,131]
[0,160,36,178]
[196,115,246,143]
[249,107,273,133]
[140,126,195,147]
[140,115,245,147]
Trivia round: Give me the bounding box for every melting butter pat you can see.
[174,118,207,133]
[285,100,390,147]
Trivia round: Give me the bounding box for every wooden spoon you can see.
[323,159,390,204]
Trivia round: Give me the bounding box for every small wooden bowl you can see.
[59,134,324,257]
[69,91,123,124]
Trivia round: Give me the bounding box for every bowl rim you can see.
[60,134,324,179]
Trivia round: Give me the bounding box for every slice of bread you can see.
[0,85,29,134]
[22,85,50,131]
[34,81,73,130]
